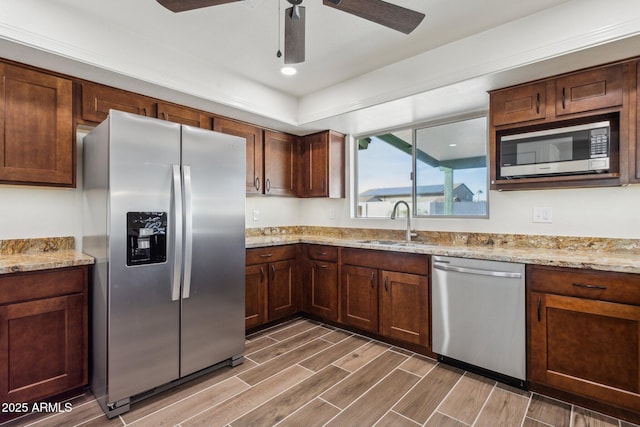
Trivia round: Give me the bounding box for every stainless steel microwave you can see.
[498,121,611,179]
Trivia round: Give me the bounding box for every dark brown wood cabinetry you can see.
[245,245,299,328]
[0,63,74,187]
[80,82,155,124]
[491,82,547,126]
[0,267,88,404]
[264,130,297,196]
[157,102,211,129]
[489,61,633,190]
[214,118,264,195]
[341,248,430,348]
[299,130,345,198]
[303,245,339,322]
[528,265,640,419]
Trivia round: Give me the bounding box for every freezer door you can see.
[180,125,246,376]
[107,111,182,403]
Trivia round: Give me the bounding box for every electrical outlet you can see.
[328,208,336,219]
[252,209,260,222]
[532,207,552,223]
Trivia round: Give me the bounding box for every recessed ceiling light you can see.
[449,143,457,147]
[281,66,297,76]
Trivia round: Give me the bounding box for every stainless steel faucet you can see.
[390,201,417,241]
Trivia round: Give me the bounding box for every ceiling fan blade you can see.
[156,0,242,13]
[284,6,306,64]
[323,0,425,34]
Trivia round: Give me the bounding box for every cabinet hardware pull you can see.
[537,297,541,322]
[319,252,327,256]
[142,108,147,117]
[562,87,566,109]
[572,283,607,290]
[315,264,328,269]
[536,93,540,114]
[260,266,265,282]
[259,254,273,258]
[271,265,276,281]
[370,272,375,288]
[255,177,260,191]
[321,179,325,193]
[266,178,271,193]
[384,276,389,292]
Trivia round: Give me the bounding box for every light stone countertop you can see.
[0,237,94,275]
[246,234,640,275]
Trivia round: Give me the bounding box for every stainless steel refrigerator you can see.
[83,110,245,418]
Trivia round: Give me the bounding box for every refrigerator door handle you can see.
[182,165,193,299]
[171,164,183,301]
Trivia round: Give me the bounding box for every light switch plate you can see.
[532,207,552,223]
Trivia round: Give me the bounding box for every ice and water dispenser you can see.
[126,212,167,266]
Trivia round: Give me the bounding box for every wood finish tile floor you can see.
[3,318,638,427]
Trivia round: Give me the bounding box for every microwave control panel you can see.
[589,128,609,158]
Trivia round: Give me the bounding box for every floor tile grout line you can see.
[222,364,319,427]
[519,392,534,427]
[128,376,249,427]
[422,368,479,426]
[320,353,412,425]
[16,395,98,427]
[469,382,500,427]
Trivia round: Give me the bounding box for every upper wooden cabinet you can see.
[157,102,211,129]
[214,117,264,195]
[80,82,155,124]
[264,130,297,196]
[491,82,547,126]
[555,64,623,116]
[0,63,74,187]
[489,60,634,190]
[299,130,345,198]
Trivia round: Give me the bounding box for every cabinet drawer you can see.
[342,248,429,276]
[528,265,640,305]
[306,244,338,262]
[246,245,298,265]
[0,267,86,305]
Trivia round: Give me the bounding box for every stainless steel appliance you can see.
[498,120,613,178]
[432,255,526,386]
[83,110,246,418]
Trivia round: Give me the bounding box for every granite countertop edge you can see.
[0,250,95,275]
[246,235,640,275]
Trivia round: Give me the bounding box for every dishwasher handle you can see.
[433,262,522,278]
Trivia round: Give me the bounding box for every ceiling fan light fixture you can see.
[281,66,297,76]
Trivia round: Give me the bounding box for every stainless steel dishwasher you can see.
[432,255,526,386]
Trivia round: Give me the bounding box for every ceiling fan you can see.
[156,0,426,64]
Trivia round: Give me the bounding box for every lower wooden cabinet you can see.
[245,245,299,328]
[528,265,640,417]
[379,270,429,347]
[0,267,88,404]
[340,248,430,349]
[303,245,339,322]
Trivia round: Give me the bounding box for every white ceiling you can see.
[1,0,640,135]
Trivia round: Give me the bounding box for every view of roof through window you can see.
[356,117,488,218]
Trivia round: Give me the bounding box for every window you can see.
[355,116,488,218]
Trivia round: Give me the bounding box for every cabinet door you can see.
[379,270,429,347]
[490,82,546,126]
[264,130,296,196]
[306,261,338,321]
[214,118,264,195]
[268,259,298,321]
[301,132,328,197]
[0,63,73,186]
[555,64,623,116]
[529,292,640,411]
[245,264,267,328]
[157,102,211,129]
[81,82,154,123]
[0,294,85,403]
[341,265,378,333]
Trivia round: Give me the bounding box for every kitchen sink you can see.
[357,240,436,247]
